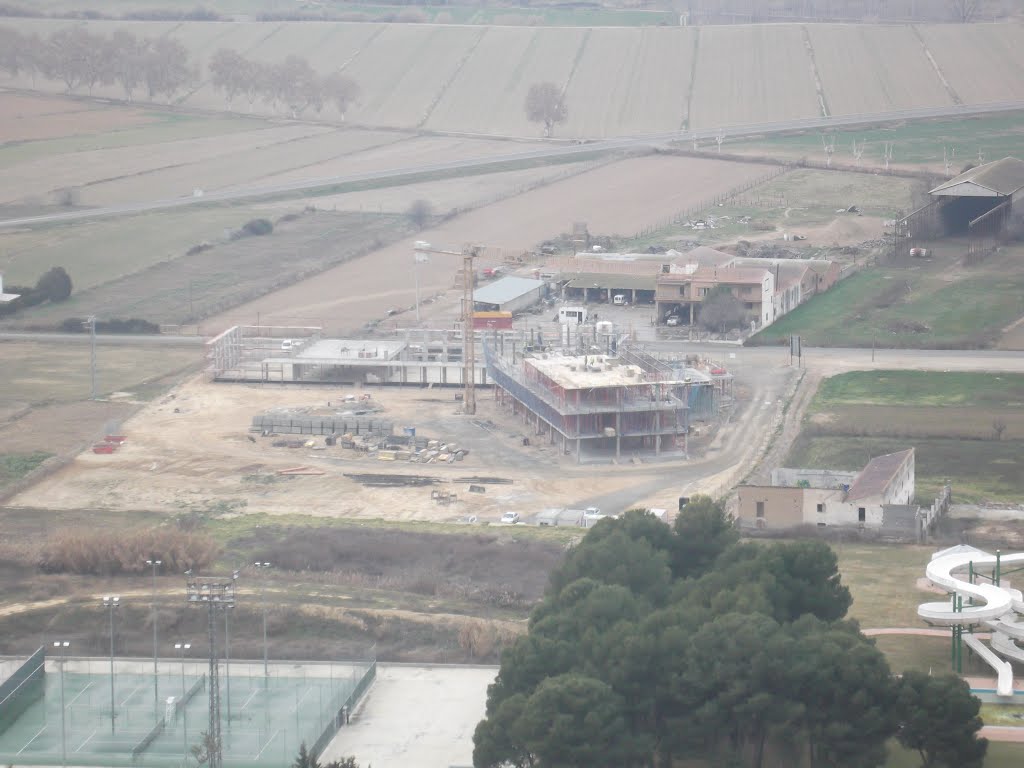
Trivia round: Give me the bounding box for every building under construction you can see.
[486,342,717,462]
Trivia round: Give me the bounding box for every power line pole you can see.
[102,596,120,734]
[85,315,97,400]
[146,558,162,718]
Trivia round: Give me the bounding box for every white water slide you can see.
[919,546,1024,696]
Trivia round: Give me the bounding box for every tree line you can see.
[208,49,359,119]
[0,25,194,102]
[0,267,72,318]
[474,499,987,768]
[0,26,360,119]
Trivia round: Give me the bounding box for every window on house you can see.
[816,503,824,513]
[756,501,765,519]
[699,287,710,297]
[679,286,686,295]
[858,507,866,522]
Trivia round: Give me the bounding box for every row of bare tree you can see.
[0,26,194,101]
[209,49,359,119]
[675,0,995,23]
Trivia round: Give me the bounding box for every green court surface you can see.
[0,660,374,767]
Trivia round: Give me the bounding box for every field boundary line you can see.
[682,26,700,132]
[560,27,591,98]
[801,25,830,118]
[339,25,386,73]
[911,25,962,106]
[417,26,488,129]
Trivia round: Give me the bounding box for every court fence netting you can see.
[0,650,376,767]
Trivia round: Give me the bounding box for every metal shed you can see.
[473,276,546,313]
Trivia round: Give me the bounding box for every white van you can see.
[280,339,294,351]
[612,294,627,306]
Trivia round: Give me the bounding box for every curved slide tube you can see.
[919,549,1024,697]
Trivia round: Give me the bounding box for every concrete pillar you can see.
[631,289,636,304]
[576,438,581,464]
[615,412,621,459]
[606,288,612,302]
[656,411,661,456]
[688,303,693,324]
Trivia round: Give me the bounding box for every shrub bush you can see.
[38,527,220,576]
[240,218,273,237]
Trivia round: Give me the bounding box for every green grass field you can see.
[813,371,1024,409]
[0,111,268,172]
[749,244,1024,349]
[787,371,1024,504]
[729,111,1024,168]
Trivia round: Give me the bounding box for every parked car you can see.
[500,511,521,524]
[665,315,681,327]
[280,339,294,351]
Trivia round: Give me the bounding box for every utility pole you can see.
[146,557,162,718]
[253,562,271,678]
[53,641,70,768]
[102,596,120,734]
[84,315,97,400]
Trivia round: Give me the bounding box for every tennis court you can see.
[0,652,375,767]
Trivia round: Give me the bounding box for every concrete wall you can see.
[737,486,804,528]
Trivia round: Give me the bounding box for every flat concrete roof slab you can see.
[299,339,407,361]
[321,664,497,768]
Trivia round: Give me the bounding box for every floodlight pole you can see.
[53,641,70,768]
[175,642,191,764]
[225,571,239,728]
[253,562,271,678]
[147,557,162,717]
[185,571,236,768]
[102,596,120,734]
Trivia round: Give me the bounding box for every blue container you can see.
[403,427,416,437]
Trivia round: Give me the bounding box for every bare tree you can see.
[821,133,836,167]
[0,26,33,77]
[949,0,981,21]
[406,199,433,230]
[140,37,194,103]
[883,142,894,171]
[209,48,248,109]
[323,72,359,120]
[272,56,322,118]
[716,127,725,153]
[45,27,95,92]
[525,82,567,138]
[243,59,267,113]
[81,32,116,94]
[992,417,1007,441]
[108,29,145,102]
[851,139,866,165]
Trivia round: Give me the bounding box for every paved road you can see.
[2,100,1021,230]
[0,331,203,346]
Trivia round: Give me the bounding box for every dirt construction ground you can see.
[7,358,793,523]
